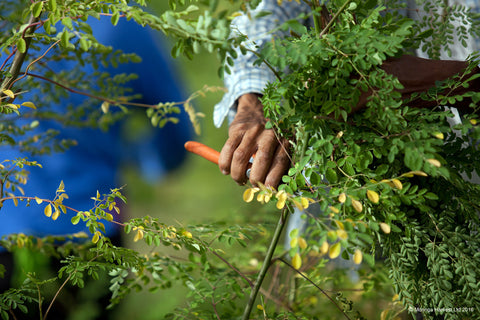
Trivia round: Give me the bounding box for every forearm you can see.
[214,0,311,127]
[355,55,480,114]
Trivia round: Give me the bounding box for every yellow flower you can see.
[276,190,288,210]
[392,179,403,190]
[292,252,302,269]
[351,199,363,213]
[329,242,341,259]
[379,222,391,234]
[427,158,441,168]
[320,241,329,255]
[367,190,380,204]
[243,187,259,203]
[353,249,363,264]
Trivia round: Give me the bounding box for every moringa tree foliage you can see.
[1,0,480,319]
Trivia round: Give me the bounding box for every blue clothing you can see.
[0,18,192,239]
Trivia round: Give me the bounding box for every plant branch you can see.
[43,273,72,320]
[10,40,60,89]
[241,208,289,320]
[1,15,39,93]
[209,248,254,288]
[318,0,352,38]
[245,47,282,82]
[25,72,208,111]
[310,0,323,36]
[25,72,156,109]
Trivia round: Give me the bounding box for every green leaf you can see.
[111,12,120,26]
[49,0,57,12]
[16,38,26,53]
[71,215,81,225]
[325,168,338,184]
[31,1,44,17]
[60,30,69,48]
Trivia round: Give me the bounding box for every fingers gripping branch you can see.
[219,93,290,188]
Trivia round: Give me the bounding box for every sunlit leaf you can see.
[44,204,52,217]
[427,158,441,168]
[2,89,15,99]
[21,101,36,109]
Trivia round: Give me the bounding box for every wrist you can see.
[237,93,263,113]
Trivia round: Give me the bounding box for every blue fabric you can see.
[0,17,192,240]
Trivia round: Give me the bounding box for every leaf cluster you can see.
[254,0,480,318]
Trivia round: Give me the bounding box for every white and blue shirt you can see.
[214,0,480,127]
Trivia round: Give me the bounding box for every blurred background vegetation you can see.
[112,2,263,318]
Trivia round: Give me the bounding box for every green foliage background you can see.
[2,0,480,319]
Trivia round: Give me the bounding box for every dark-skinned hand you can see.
[220,55,480,188]
[218,93,290,188]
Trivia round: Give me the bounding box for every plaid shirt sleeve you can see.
[213,0,310,127]
[214,0,480,127]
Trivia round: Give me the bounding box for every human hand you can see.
[355,55,480,113]
[218,93,290,188]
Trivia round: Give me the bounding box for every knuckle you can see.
[233,148,249,162]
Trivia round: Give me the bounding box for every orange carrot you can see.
[184,141,220,165]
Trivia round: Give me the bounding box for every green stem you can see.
[241,208,289,320]
[310,0,323,36]
[245,47,282,82]
[318,0,352,38]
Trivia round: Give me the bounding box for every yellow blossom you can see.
[353,249,363,264]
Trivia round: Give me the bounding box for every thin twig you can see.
[318,0,353,38]
[244,47,282,82]
[10,40,61,88]
[209,249,254,288]
[43,273,72,320]
[241,208,289,320]
[278,257,353,320]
